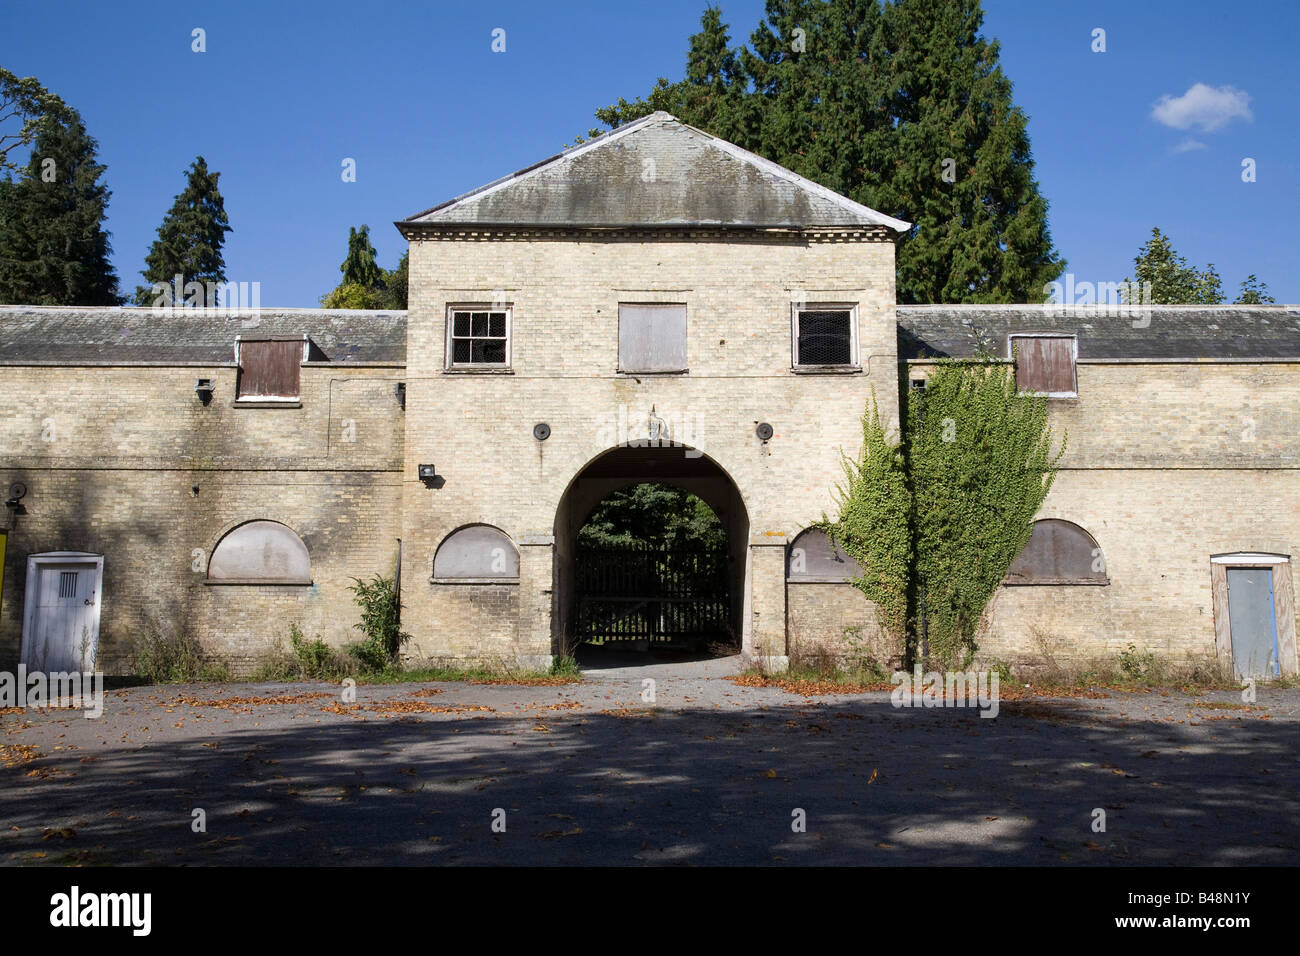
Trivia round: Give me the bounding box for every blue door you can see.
[1226,567,1280,678]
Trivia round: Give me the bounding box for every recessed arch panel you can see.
[434,525,519,579]
[208,520,312,584]
[787,528,862,581]
[1006,519,1107,585]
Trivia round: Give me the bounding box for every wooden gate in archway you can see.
[574,543,729,645]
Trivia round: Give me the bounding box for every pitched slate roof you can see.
[399,112,911,233]
[0,307,406,363]
[3,304,1297,364]
[897,305,1300,361]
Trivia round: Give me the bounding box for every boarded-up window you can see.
[434,525,519,579]
[448,308,509,366]
[1012,335,1076,396]
[208,520,312,584]
[237,339,302,400]
[619,304,687,372]
[795,308,855,366]
[787,528,863,581]
[1005,519,1107,585]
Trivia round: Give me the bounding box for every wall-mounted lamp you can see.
[755,422,774,441]
[418,463,437,482]
[5,482,27,530]
[195,378,215,405]
[394,382,407,409]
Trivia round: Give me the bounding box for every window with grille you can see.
[1010,334,1077,397]
[236,338,303,400]
[793,305,857,367]
[447,307,510,367]
[58,571,78,598]
[619,303,687,373]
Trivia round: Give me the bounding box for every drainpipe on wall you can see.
[395,538,402,615]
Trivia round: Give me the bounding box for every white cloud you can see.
[1152,83,1253,132]
[1171,138,1208,154]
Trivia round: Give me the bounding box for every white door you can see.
[21,554,103,672]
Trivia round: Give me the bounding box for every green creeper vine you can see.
[824,362,1065,668]
[819,392,911,643]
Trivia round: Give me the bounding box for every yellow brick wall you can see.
[0,364,404,673]
[403,231,899,664]
[910,359,1300,669]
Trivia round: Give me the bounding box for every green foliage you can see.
[909,360,1064,666]
[820,394,911,643]
[987,658,1014,686]
[577,483,726,549]
[824,363,1063,668]
[1234,274,1275,305]
[0,108,122,305]
[1123,227,1224,305]
[341,224,381,287]
[320,282,383,309]
[0,66,70,175]
[550,654,582,679]
[380,249,408,309]
[289,624,344,679]
[580,0,1065,304]
[319,230,407,309]
[347,574,409,672]
[131,625,226,683]
[1118,643,1159,682]
[134,156,231,304]
[252,624,353,681]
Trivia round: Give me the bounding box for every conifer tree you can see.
[584,0,1066,304]
[877,0,1063,303]
[340,225,381,288]
[0,108,121,305]
[134,156,231,305]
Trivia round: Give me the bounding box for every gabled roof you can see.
[398,111,910,233]
[897,304,1300,361]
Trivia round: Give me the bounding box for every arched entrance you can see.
[553,444,750,661]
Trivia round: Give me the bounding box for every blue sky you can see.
[2,0,1296,305]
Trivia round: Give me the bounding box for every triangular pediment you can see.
[401,112,909,232]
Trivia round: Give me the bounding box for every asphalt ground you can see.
[3,662,1297,866]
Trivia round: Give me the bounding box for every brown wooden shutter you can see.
[238,340,301,399]
[1014,336,1074,394]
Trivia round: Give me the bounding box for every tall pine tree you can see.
[584,0,1065,304]
[877,0,1062,303]
[0,107,121,305]
[319,226,406,309]
[341,225,381,287]
[134,156,231,305]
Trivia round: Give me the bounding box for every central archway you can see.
[553,444,750,661]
